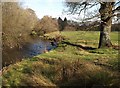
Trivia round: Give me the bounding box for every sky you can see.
[19,0,100,22]
[20,0,67,19]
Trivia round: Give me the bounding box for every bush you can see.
[34,16,59,34]
[2,2,38,48]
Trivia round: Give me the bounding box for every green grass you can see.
[2,31,119,87]
[61,31,119,47]
[39,31,119,68]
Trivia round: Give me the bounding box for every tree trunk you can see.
[98,2,114,48]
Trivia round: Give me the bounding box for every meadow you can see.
[2,31,120,87]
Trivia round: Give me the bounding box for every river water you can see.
[2,38,57,67]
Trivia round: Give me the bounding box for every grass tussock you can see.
[2,31,119,87]
[2,58,120,87]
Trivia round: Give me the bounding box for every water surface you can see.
[3,38,57,67]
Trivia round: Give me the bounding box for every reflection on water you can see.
[3,38,57,67]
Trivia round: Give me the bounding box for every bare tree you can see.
[34,16,58,35]
[2,2,38,48]
[65,0,120,48]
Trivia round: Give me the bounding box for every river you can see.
[2,37,57,67]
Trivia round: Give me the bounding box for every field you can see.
[2,31,120,87]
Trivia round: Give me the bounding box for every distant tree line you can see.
[111,23,120,31]
[58,17,67,31]
[32,16,59,36]
[57,18,120,31]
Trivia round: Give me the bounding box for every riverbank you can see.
[2,31,120,87]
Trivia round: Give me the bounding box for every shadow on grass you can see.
[62,41,96,50]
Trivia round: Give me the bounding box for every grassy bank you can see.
[2,31,120,87]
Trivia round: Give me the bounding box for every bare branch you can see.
[65,1,97,15]
[112,6,120,13]
[114,0,120,6]
[84,14,100,21]
[88,2,99,9]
